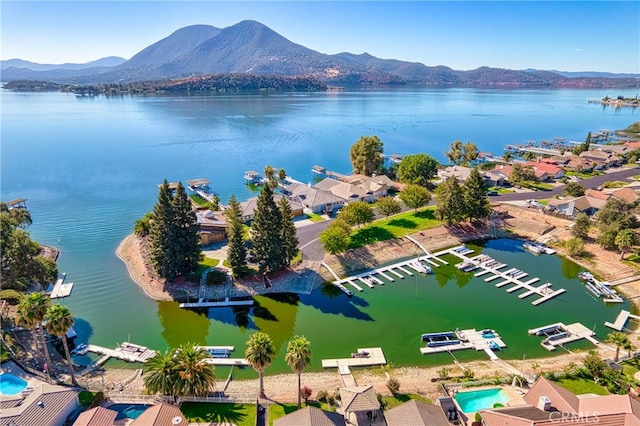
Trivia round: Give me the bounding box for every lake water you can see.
[1,88,638,376]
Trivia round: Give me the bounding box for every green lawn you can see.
[556,378,609,396]
[305,212,326,223]
[189,194,208,207]
[349,207,441,249]
[269,402,334,425]
[621,358,640,380]
[187,257,221,282]
[382,393,432,410]
[602,181,627,189]
[181,402,256,425]
[521,181,554,191]
[78,390,97,408]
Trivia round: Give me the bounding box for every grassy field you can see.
[181,402,256,425]
[382,393,432,410]
[350,207,441,249]
[268,402,335,425]
[187,257,220,281]
[555,378,609,396]
[305,212,326,223]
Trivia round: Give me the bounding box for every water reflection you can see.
[157,300,210,347]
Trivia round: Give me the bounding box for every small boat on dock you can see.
[410,260,432,274]
[578,271,623,303]
[456,261,478,272]
[421,331,460,347]
[523,241,544,254]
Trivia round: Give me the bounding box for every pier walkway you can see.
[419,328,506,356]
[179,298,254,309]
[529,322,598,351]
[605,310,640,331]
[49,273,74,299]
[77,342,157,364]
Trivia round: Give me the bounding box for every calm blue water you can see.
[0,373,28,395]
[1,88,638,375]
[455,388,509,413]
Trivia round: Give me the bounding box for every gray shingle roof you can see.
[274,406,346,426]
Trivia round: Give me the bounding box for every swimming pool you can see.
[454,388,509,413]
[0,373,28,396]
[108,403,151,420]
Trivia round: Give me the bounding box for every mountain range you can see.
[2,20,639,88]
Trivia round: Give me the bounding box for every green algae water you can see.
[2,88,637,377]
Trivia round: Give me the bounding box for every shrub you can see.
[206,270,227,285]
[0,289,23,305]
[301,386,312,404]
[386,377,400,395]
[316,389,329,402]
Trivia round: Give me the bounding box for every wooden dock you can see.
[605,309,640,331]
[77,342,157,363]
[321,347,386,368]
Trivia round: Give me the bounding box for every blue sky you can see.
[2,1,639,73]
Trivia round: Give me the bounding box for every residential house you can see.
[72,406,117,426]
[522,161,565,181]
[625,141,640,151]
[384,399,452,426]
[611,187,639,205]
[239,194,305,222]
[131,403,187,426]
[479,376,640,425]
[274,406,346,426]
[563,156,595,173]
[315,178,370,203]
[580,150,623,169]
[484,169,509,187]
[0,383,80,426]
[545,198,577,217]
[339,385,385,426]
[437,165,473,182]
[195,209,228,245]
[546,195,607,218]
[286,182,346,215]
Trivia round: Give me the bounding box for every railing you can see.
[104,393,169,403]
[178,393,258,404]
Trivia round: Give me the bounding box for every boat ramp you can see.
[604,309,640,331]
[321,347,386,368]
[528,322,599,351]
[419,328,506,361]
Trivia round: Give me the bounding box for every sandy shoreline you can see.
[111,205,640,400]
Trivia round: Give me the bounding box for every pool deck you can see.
[0,361,48,400]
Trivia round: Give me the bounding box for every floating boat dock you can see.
[604,309,640,331]
[76,342,157,364]
[419,328,506,361]
[321,347,386,368]
[49,273,74,299]
[179,297,254,309]
[528,322,599,351]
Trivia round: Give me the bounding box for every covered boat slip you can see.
[528,322,599,351]
[419,328,506,355]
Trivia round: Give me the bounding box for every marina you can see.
[528,322,599,351]
[578,272,624,303]
[321,347,387,368]
[327,244,566,306]
[419,328,507,361]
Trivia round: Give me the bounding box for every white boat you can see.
[523,241,544,254]
[411,261,432,274]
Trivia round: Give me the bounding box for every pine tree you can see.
[463,168,491,221]
[435,176,466,225]
[225,195,247,278]
[278,196,299,268]
[250,184,282,274]
[172,182,201,277]
[149,180,176,281]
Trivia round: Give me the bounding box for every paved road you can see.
[494,166,639,202]
[296,166,640,261]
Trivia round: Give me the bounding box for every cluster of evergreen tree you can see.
[435,168,492,225]
[148,180,201,282]
[248,184,299,275]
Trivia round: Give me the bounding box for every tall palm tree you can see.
[285,336,312,408]
[173,344,215,397]
[245,332,275,398]
[17,292,53,378]
[606,331,629,362]
[143,349,179,400]
[45,304,77,385]
[615,228,637,260]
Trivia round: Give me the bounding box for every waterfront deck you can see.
[321,347,386,368]
[49,272,74,299]
[528,322,598,351]
[605,309,640,331]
